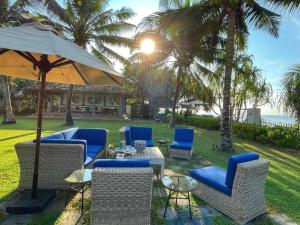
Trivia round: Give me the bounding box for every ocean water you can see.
[261,115,297,125]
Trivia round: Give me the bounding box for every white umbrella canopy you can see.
[0,22,124,200]
[0,22,123,85]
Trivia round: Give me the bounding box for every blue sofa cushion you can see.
[170,141,192,150]
[190,166,232,196]
[84,156,93,166]
[62,128,78,139]
[225,152,259,189]
[146,140,155,147]
[87,152,97,159]
[175,128,194,143]
[41,132,64,141]
[93,159,150,168]
[73,129,107,145]
[124,127,131,146]
[87,145,104,154]
[130,126,152,142]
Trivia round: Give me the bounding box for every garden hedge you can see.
[167,114,300,150]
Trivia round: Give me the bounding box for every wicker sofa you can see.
[191,153,270,224]
[91,159,153,225]
[15,128,108,190]
[169,128,194,160]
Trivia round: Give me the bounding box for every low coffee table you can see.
[162,175,198,219]
[64,169,92,216]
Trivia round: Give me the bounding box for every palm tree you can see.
[135,0,219,127]
[32,0,136,125]
[193,0,282,151]
[281,64,300,122]
[0,0,30,124]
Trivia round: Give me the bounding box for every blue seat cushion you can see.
[87,152,97,159]
[225,153,259,189]
[84,156,93,166]
[170,141,192,150]
[93,159,150,168]
[87,145,104,154]
[190,166,232,196]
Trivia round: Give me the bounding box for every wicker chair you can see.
[169,128,194,160]
[193,159,270,224]
[15,141,84,190]
[91,164,153,225]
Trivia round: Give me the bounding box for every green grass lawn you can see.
[0,117,299,224]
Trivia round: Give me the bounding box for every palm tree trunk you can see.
[64,84,74,126]
[220,8,236,151]
[169,66,183,128]
[2,76,16,124]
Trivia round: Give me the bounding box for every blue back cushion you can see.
[93,159,150,168]
[73,129,107,145]
[41,132,64,141]
[62,128,78,139]
[225,152,259,189]
[174,128,194,143]
[124,127,132,145]
[130,126,152,141]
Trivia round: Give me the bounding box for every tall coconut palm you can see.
[281,64,300,122]
[0,0,30,124]
[31,0,136,125]
[135,0,220,127]
[193,0,282,151]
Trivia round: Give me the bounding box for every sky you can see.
[108,0,300,116]
[59,0,300,115]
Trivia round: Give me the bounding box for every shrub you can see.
[233,122,300,149]
[187,115,220,130]
[166,114,220,130]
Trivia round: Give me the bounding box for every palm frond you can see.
[93,35,134,48]
[91,45,113,66]
[94,22,136,34]
[94,43,129,65]
[244,1,281,37]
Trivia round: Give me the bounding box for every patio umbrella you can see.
[0,22,123,199]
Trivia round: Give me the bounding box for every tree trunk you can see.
[220,8,236,151]
[2,76,16,124]
[169,66,183,128]
[64,84,74,126]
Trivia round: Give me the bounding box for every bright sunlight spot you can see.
[141,39,155,54]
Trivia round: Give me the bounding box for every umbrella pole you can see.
[31,71,47,199]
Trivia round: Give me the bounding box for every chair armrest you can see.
[40,139,87,161]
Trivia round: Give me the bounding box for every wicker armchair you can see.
[91,167,153,225]
[169,128,194,160]
[15,141,84,190]
[194,159,270,224]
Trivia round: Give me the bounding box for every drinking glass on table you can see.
[121,140,126,150]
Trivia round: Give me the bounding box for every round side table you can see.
[162,175,198,219]
[64,169,92,216]
[157,139,170,155]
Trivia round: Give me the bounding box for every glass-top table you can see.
[162,175,198,219]
[64,169,92,185]
[64,169,92,216]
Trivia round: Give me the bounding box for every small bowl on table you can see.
[134,140,146,151]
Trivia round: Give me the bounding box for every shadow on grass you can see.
[0,189,18,204]
[0,132,37,142]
